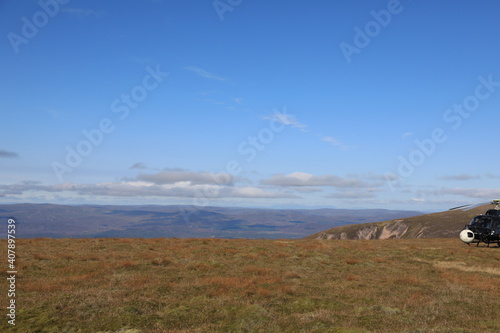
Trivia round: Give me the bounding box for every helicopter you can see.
[456,199,500,247]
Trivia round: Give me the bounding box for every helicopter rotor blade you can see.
[449,201,491,211]
[449,204,472,211]
[462,202,491,211]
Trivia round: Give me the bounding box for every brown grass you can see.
[1,237,500,332]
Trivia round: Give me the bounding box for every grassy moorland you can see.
[2,238,500,332]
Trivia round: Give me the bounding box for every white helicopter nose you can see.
[459,229,475,243]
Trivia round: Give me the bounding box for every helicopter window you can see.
[481,218,492,228]
[485,209,500,217]
[471,217,492,228]
[470,217,482,225]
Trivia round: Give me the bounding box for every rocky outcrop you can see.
[314,219,416,240]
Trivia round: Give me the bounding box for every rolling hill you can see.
[305,204,492,240]
[0,203,422,239]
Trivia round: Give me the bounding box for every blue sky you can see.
[1,0,499,211]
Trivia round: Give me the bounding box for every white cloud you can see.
[130,162,148,169]
[322,136,341,146]
[0,149,18,158]
[419,187,500,199]
[322,136,349,150]
[185,66,228,81]
[136,170,234,186]
[264,108,307,132]
[439,174,480,181]
[353,172,399,182]
[261,172,372,189]
[225,187,297,199]
[325,189,379,199]
[0,169,297,201]
[485,173,500,179]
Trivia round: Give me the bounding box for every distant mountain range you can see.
[0,203,422,239]
[305,204,491,240]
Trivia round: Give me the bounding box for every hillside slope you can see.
[305,204,491,240]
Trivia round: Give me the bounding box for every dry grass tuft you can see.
[117,260,139,268]
[151,257,172,266]
[32,253,48,260]
[242,265,272,276]
[346,274,361,281]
